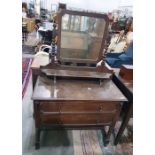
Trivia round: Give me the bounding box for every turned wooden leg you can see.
[35,128,41,149]
[32,72,38,90]
[103,125,114,146]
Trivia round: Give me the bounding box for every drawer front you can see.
[39,101,119,113]
[60,101,118,113]
[40,102,60,112]
[41,114,60,124]
[60,114,113,124]
[40,113,114,125]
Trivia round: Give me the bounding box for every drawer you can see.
[40,113,114,125]
[41,114,60,124]
[39,101,120,113]
[60,114,113,124]
[60,101,118,113]
[40,102,60,112]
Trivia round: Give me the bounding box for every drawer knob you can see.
[98,106,103,112]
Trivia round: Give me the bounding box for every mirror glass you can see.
[60,14,106,61]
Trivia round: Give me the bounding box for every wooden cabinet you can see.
[32,76,127,149]
[31,9,127,150]
[23,18,35,33]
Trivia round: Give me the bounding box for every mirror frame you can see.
[57,9,109,64]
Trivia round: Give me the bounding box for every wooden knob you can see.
[98,106,103,112]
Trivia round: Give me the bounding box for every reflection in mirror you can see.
[60,14,106,61]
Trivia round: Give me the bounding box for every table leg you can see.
[35,128,41,149]
[32,72,38,90]
[103,125,114,146]
[114,102,133,145]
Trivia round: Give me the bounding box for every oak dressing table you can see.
[31,9,127,149]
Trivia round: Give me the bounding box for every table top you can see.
[118,78,133,93]
[113,66,133,93]
[32,76,127,101]
[105,63,133,93]
[119,75,133,92]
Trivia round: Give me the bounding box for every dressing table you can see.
[31,9,127,149]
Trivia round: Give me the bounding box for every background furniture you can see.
[42,30,53,45]
[112,65,133,144]
[23,18,35,33]
[22,22,28,43]
[37,22,54,44]
[106,41,133,68]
